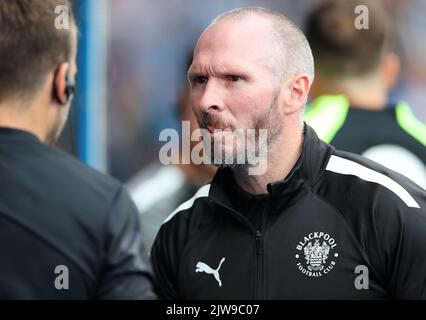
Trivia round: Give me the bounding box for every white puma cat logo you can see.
[195,257,226,287]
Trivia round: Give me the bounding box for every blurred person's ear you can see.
[52,62,71,106]
[381,53,400,90]
[281,74,311,115]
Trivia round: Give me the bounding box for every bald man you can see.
[151,7,426,299]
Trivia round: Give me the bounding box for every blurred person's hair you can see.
[305,0,392,78]
[0,0,76,104]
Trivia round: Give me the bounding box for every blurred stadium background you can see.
[62,0,426,182]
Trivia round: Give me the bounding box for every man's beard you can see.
[198,93,283,169]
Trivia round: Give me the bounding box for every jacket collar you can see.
[0,127,41,143]
[209,124,335,208]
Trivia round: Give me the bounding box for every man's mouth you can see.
[207,126,233,134]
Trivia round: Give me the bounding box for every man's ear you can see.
[281,74,310,115]
[52,62,70,105]
[382,53,400,90]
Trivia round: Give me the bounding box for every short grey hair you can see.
[208,7,315,85]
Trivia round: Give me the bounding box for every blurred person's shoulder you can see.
[46,145,124,198]
[10,134,128,216]
[0,128,132,229]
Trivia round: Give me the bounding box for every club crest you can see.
[295,232,339,277]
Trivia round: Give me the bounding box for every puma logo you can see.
[195,257,226,287]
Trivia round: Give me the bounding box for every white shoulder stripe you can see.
[326,155,420,208]
[163,184,211,224]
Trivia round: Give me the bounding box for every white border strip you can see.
[163,184,211,224]
[326,155,420,208]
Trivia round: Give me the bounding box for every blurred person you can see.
[127,68,216,251]
[390,0,426,123]
[151,7,426,299]
[0,0,155,299]
[304,0,426,188]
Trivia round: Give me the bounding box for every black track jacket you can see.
[152,125,426,299]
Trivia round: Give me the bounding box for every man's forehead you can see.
[192,18,274,70]
[197,16,272,50]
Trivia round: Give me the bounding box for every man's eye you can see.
[227,75,242,82]
[193,76,208,84]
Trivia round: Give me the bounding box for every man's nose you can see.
[198,79,224,113]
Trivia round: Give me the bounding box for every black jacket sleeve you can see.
[97,186,157,299]
[374,181,426,299]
